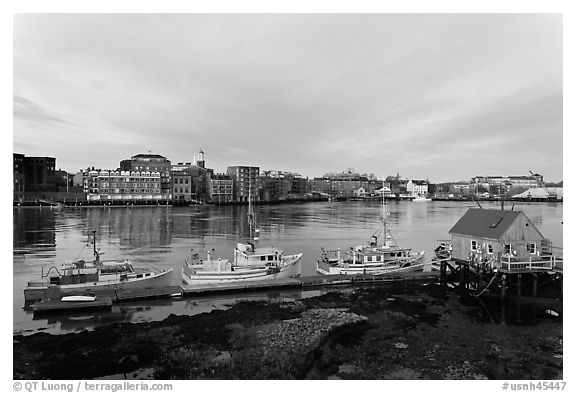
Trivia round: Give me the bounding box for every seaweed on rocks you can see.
[13,282,562,380]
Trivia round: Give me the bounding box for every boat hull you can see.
[182,254,302,285]
[24,268,173,303]
[316,253,425,275]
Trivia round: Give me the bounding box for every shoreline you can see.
[13,282,562,380]
[13,198,564,208]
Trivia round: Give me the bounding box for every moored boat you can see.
[182,190,303,285]
[317,184,425,275]
[182,246,302,285]
[24,232,173,303]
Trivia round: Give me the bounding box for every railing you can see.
[499,255,562,271]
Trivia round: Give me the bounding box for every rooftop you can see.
[449,208,523,239]
[131,154,167,159]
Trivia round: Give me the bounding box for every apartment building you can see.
[226,166,260,202]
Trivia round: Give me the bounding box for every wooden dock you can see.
[32,296,113,314]
[115,286,184,302]
[29,271,440,314]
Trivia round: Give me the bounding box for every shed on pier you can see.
[448,208,549,264]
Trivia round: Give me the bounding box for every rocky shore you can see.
[13,282,562,380]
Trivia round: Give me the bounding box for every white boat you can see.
[182,246,302,285]
[182,191,303,285]
[24,232,173,303]
[60,295,96,302]
[413,194,431,202]
[317,183,425,275]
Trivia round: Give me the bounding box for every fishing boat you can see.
[182,191,303,285]
[317,184,425,275]
[24,232,173,303]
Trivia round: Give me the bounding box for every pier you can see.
[29,271,439,315]
[438,257,563,299]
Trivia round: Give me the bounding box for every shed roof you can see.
[449,208,522,239]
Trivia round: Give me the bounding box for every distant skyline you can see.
[13,14,563,182]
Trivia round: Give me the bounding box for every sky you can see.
[12,13,563,182]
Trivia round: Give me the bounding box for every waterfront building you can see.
[508,175,544,188]
[471,174,544,195]
[22,155,57,192]
[307,178,332,195]
[73,170,86,187]
[84,169,164,202]
[209,174,233,203]
[291,176,308,196]
[309,170,382,197]
[450,182,472,195]
[171,164,193,203]
[449,208,549,264]
[374,185,393,196]
[170,161,212,203]
[259,170,306,201]
[226,166,260,202]
[54,169,72,191]
[13,153,25,203]
[120,153,172,197]
[407,179,429,197]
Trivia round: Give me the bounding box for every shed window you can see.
[471,240,478,251]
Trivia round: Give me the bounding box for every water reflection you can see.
[16,288,339,336]
[13,208,56,259]
[13,201,562,334]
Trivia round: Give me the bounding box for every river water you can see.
[13,200,563,335]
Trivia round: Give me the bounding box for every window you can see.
[367,256,372,262]
[471,240,477,251]
[260,256,266,261]
[504,244,512,254]
[528,243,536,254]
[488,244,493,254]
[268,255,274,261]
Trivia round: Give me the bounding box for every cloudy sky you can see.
[13,13,563,182]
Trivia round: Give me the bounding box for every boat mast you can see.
[248,187,253,242]
[382,176,387,247]
[92,230,100,263]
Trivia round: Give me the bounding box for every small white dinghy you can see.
[60,295,96,302]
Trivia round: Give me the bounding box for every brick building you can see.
[226,166,260,202]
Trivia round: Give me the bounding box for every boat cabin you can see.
[350,246,412,264]
[322,245,412,265]
[234,242,283,266]
[448,208,554,265]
